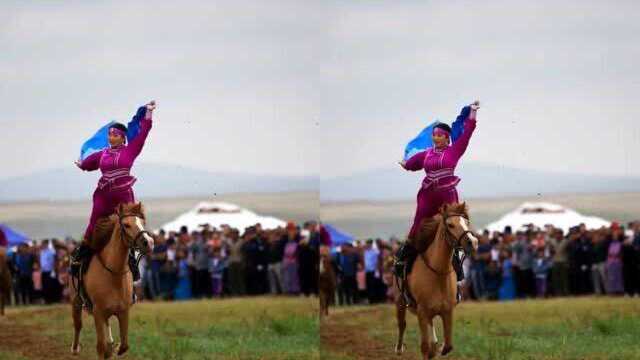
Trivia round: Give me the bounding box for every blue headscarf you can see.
[403,105,471,160]
[79,106,147,160]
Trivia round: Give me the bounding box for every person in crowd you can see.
[363,239,380,304]
[533,248,551,298]
[191,231,212,298]
[571,224,594,295]
[39,239,56,304]
[334,243,359,306]
[606,223,624,295]
[149,231,168,299]
[267,230,286,295]
[227,229,246,296]
[498,249,516,301]
[281,223,301,295]
[243,227,269,295]
[298,229,318,297]
[622,225,639,296]
[13,243,35,305]
[591,230,610,295]
[484,260,501,300]
[550,229,570,296]
[174,248,192,300]
[209,248,226,297]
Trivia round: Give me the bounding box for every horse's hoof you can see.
[441,344,453,356]
[395,343,405,355]
[117,344,129,356]
[70,344,80,355]
[105,342,115,359]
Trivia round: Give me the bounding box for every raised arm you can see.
[402,150,427,171]
[75,151,102,172]
[126,101,156,159]
[450,102,479,160]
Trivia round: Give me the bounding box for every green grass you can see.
[0,350,24,360]
[328,297,640,360]
[5,296,319,360]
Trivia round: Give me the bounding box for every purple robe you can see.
[405,117,476,239]
[79,114,152,241]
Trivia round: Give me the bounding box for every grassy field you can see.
[0,296,319,360]
[321,297,640,360]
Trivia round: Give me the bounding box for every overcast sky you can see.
[321,0,640,178]
[1,0,323,178]
[2,1,639,181]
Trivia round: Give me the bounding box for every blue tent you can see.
[323,224,354,247]
[0,224,30,247]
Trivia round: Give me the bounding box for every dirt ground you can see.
[0,308,88,360]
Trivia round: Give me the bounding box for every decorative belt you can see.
[98,169,135,190]
[422,168,459,190]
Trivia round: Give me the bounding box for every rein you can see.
[97,212,151,277]
[420,213,472,277]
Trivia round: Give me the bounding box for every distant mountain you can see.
[0,163,318,202]
[320,162,640,201]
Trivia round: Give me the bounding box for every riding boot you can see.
[452,251,465,303]
[452,251,464,281]
[70,243,93,277]
[394,243,418,278]
[128,251,141,282]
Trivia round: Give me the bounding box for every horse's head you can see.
[116,202,154,255]
[440,202,478,252]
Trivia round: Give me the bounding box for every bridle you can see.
[96,212,152,276]
[420,212,473,277]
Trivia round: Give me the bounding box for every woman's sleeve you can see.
[450,117,477,160]
[127,113,153,159]
[405,150,426,171]
[79,151,102,171]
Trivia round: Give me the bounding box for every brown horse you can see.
[0,248,11,316]
[395,202,478,359]
[318,245,336,318]
[70,203,153,359]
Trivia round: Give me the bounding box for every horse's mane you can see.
[90,203,146,253]
[414,202,469,253]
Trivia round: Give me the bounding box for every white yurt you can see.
[159,201,286,233]
[484,202,610,234]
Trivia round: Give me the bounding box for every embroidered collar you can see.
[432,145,448,153]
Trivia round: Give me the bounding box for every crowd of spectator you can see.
[1,221,321,306]
[330,221,640,305]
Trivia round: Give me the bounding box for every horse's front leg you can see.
[417,310,436,360]
[441,310,454,356]
[116,310,130,356]
[93,311,108,359]
[105,320,116,358]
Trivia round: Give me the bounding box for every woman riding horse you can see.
[396,101,480,300]
[71,101,157,281]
